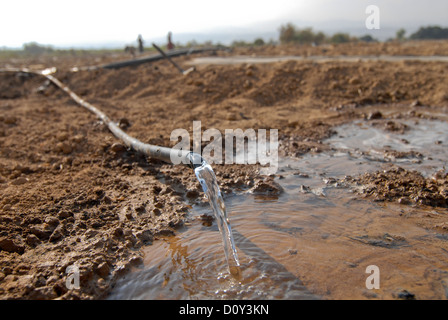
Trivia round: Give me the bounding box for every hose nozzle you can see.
[187,152,205,170]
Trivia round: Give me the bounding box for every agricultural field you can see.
[1,40,448,300]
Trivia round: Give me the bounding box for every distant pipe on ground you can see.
[152,43,196,75]
[73,46,231,71]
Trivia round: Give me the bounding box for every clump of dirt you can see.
[372,120,410,134]
[345,167,448,207]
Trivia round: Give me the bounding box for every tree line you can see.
[278,24,448,45]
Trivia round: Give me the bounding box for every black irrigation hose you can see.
[75,46,231,71]
[0,67,198,168]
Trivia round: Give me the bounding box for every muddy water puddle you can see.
[326,118,448,177]
[108,118,448,300]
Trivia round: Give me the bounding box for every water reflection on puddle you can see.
[108,119,448,300]
[326,118,448,177]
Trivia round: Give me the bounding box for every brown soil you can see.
[344,167,448,208]
[0,41,448,299]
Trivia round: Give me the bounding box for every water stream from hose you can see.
[108,118,448,300]
[190,153,241,277]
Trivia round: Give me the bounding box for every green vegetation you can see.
[409,26,448,40]
[396,28,406,41]
[330,33,351,44]
[23,42,54,55]
[358,34,378,43]
[230,38,275,47]
[253,38,265,46]
[279,24,325,44]
[279,23,358,44]
[278,22,448,45]
[0,42,128,61]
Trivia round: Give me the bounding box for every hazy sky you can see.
[1,0,447,48]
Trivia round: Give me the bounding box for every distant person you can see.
[137,34,144,53]
[167,31,175,50]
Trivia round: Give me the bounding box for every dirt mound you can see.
[56,58,448,111]
[345,167,448,207]
[232,40,448,57]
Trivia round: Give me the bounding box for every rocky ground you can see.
[0,40,447,299]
